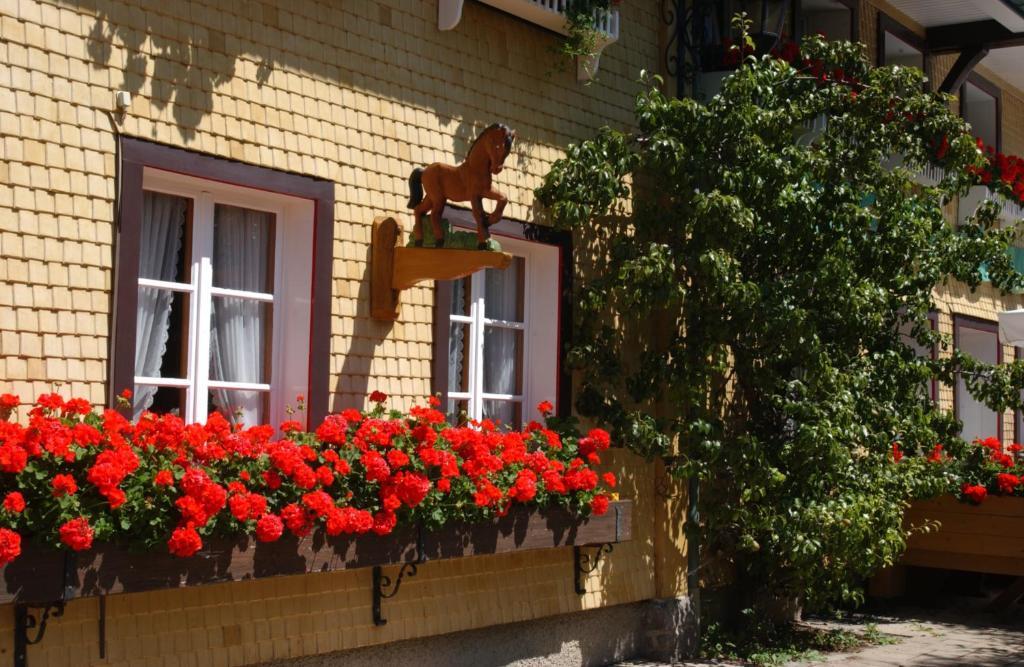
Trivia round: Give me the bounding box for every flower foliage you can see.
[0,393,613,566]
[941,436,1024,503]
[536,35,1024,610]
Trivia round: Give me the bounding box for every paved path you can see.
[619,604,1024,666]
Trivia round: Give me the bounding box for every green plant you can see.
[562,0,612,76]
[537,34,1024,613]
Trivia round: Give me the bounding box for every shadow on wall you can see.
[69,0,576,159]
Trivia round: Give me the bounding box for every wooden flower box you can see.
[1,500,633,606]
[901,495,1024,576]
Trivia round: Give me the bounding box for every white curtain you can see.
[482,262,522,426]
[209,204,272,426]
[133,192,186,418]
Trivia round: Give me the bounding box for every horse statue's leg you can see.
[471,196,489,249]
[412,196,432,247]
[483,186,508,230]
[428,199,446,248]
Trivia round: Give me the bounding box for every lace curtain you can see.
[209,204,272,426]
[133,192,186,418]
[482,263,521,426]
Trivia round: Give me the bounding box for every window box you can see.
[438,0,620,81]
[900,495,1024,577]
[0,500,632,606]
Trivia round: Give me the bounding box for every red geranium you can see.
[255,513,284,542]
[51,474,78,497]
[59,517,94,551]
[0,528,21,565]
[3,491,25,513]
[369,391,388,403]
[167,526,202,557]
[996,473,1020,494]
[961,483,988,505]
[591,494,610,516]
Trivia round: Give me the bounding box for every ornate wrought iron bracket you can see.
[372,527,426,626]
[13,552,77,667]
[573,543,614,595]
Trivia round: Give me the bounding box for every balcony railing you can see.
[438,0,620,81]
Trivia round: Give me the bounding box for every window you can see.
[800,0,857,42]
[954,316,1001,444]
[112,139,334,426]
[433,211,569,429]
[961,74,1001,151]
[878,14,925,72]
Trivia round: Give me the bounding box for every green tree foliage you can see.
[536,37,1024,610]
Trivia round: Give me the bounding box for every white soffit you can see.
[979,46,1024,95]
[885,0,1024,31]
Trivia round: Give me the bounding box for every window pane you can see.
[802,0,851,41]
[139,191,190,282]
[450,277,471,317]
[484,257,525,321]
[133,385,185,420]
[884,31,923,70]
[957,325,998,443]
[209,297,272,384]
[212,204,275,293]
[963,81,998,149]
[483,400,522,429]
[135,287,189,386]
[448,322,470,394]
[209,389,268,427]
[483,327,523,395]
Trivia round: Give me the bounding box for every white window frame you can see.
[443,216,561,426]
[137,168,314,427]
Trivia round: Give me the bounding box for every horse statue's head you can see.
[476,124,516,174]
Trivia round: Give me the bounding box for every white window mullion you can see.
[191,192,215,423]
[471,271,486,422]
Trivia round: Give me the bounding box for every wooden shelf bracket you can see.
[371,216,513,320]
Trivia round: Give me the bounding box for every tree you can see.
[536,35,1024,615]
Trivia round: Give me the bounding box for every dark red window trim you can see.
[431,207,574,418]
[110,138,334,425]
[952,314,1003,442]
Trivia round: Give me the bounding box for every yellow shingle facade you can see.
[0,1,682,665]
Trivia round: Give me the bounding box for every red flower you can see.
[167,526,203,557]
[372,510,397,536]
[341,408,363,423]
[428,395,441,408]
[537,400,554,416]
[508,469,537,503]
[360,450,390,483]
[0,394,19,410]
[386,449,410,468]
[927,444,944,463]
[392,471,431,507]
[315,414,349,446]
[891,442,903,462]
[281,503,312,537]
[255,514,284,542]
[52,474,78,497]
[996,473,1020,495]
[591,494,610,516]
[602,472,617,489]
[59,517,94,551]
[0,443,27,473]
[154,469,174,487]
[369,391,388,403]
[119,389,133,400]
[0,528,21,565]
[436,478,451,493]
[961,483,988,504]
[2,491,25,514]
[280,420,304,434]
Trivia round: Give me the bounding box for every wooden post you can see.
[371,217,401,320]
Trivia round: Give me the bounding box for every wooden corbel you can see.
[371,216,512,320]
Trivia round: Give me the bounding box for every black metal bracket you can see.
[574,543,614,595]
[14,552,77,667]
[372,527,426,626]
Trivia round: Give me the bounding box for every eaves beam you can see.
[938,45,990,93]
[927,19,1024,53]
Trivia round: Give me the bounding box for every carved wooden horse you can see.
[407,123,516,249]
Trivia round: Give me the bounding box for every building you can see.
[2,0,1024,665]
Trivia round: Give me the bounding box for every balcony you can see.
[438,0,620,81]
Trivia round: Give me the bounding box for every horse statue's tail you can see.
[407,167,424,208]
